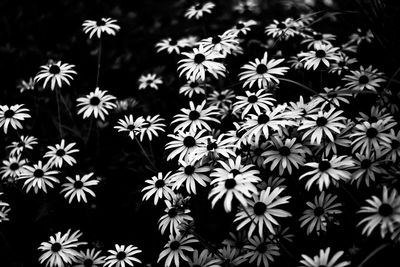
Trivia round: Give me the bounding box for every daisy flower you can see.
[142,172,175,205]
[60,173,99,203]
[216,244,247,266]
[199,31,240,56]
[38,229,87,267]
[233,89,276,118]
[235,186,291,237]
[249,141,270,168]
[17,77,36,93]
[358,186,400,238]
[158,234,198,267]
[179,81,207,98]
[184,2,215,20]
[169,160,211,194]
[172,100,220,133]
[165,130,208,162]
[311,87,352,110]
[299,192,342,235]
[264,18,299,40]
[0,104,31,134]
[77,87,117,121]
[138,73,163,90]
[209,156,261,212]
[82,18,120,39]
[262,135,310,175]
[44,139,79,168]
[74,248,106,267]
[138,114,166,141]
[299,43,340,70]
[155,38,190,54]
[0,154,27,180]
[298,108,346,145]
[299,156,355,191]
[104,244,142,267]
[222,230,249,251]
[343,65,386,93]
[383,129,400,162]
[0,206,10,223]
[34,61,77,90]
[7,135,38,157]
[227,20,258,36]
[239,52,289,89]
[18,161,59,194]
[243,236,280,267]
[328,54,357,75]
[114,115,145,140]
[350,120,395,156]
[300,247,350,267]
[301,32,336,49]
[158,199,193,235]
[177,45,226,81]
[348,28,374,45]
[187,249,220,267]
[351,153,385,188]
[206,89,235,109]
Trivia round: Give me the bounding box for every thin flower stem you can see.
[358,243,390,267]
[55,87,63,138]
[134,137,158,172]
[96,36,102,88]
[85,117,93,145]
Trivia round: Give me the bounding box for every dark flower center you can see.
[217,94,225,101]
[96,19,106,26]
[189,110,200,121]
[184,165,195,175]
[56,149,66,157]
[225,178,237,189]
[253,202,267,215]
[18,141,25,147]
[155,179,165,188]
[391,140,400,149]
[230,169,241,177]
[360,159,371,169]
[378,203,393,217]
[279,146,291,156]
[248,95,258,103]
[90,96,101,106]
[116,251,126,260]
[34,169,44,178]
[338,61,346,67]
[368,116,378,123]
[256,64,268,74]
[169,39,177,45]
[183,136,196,148]
[49,65,61,75]
[207,142,218,151]
[83,259,94,267]
[74,180,84,189]
[318,160,331,172]
[194,3,202,10]
[257,114,270,124]
[4,109,15,118]
[189,81,199,88]
[127,124,135,131]
[170,240,180,250]
[9,162,19,171]
[277,22,286,29]
[194,53,206,64]
[315,49,326,58]
[256,243,267,253]
[168,208,178,217]
[358,75,369,84]
[314,206,325,216]
[253,147,263,156]
[236,23,244,29]
[316,117,328,126]
[51,242,62,252]
[212,36,221,44]
[366,127,378,138]
[314,34,323,40]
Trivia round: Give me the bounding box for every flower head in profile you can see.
[239,52,289,89]
[77,87,117,121]
[38,229,87,267]
[104,244,141,267]
[114,115,145,140]
[178,45,226,81]
[142,172,175,205]
[44,139,79,168]
[0,104,31,134]
[61,173,99,203]
[158,234,198,267]
[34,61,77,90]
[17,77,36,93]
[179,80,208,98]
[301,32,336,49]
[7,135,38,157]
[18,161,59,194]
[82,18,120,39]
[155,38,191,54]
[184,2,215,20]
[358,186,400,238]
[265,18,300,40]
[299,247,350,267]
[138,73,163,90]
[199,31,240,56]
[138,114,166,141]
[0,206,10,223]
